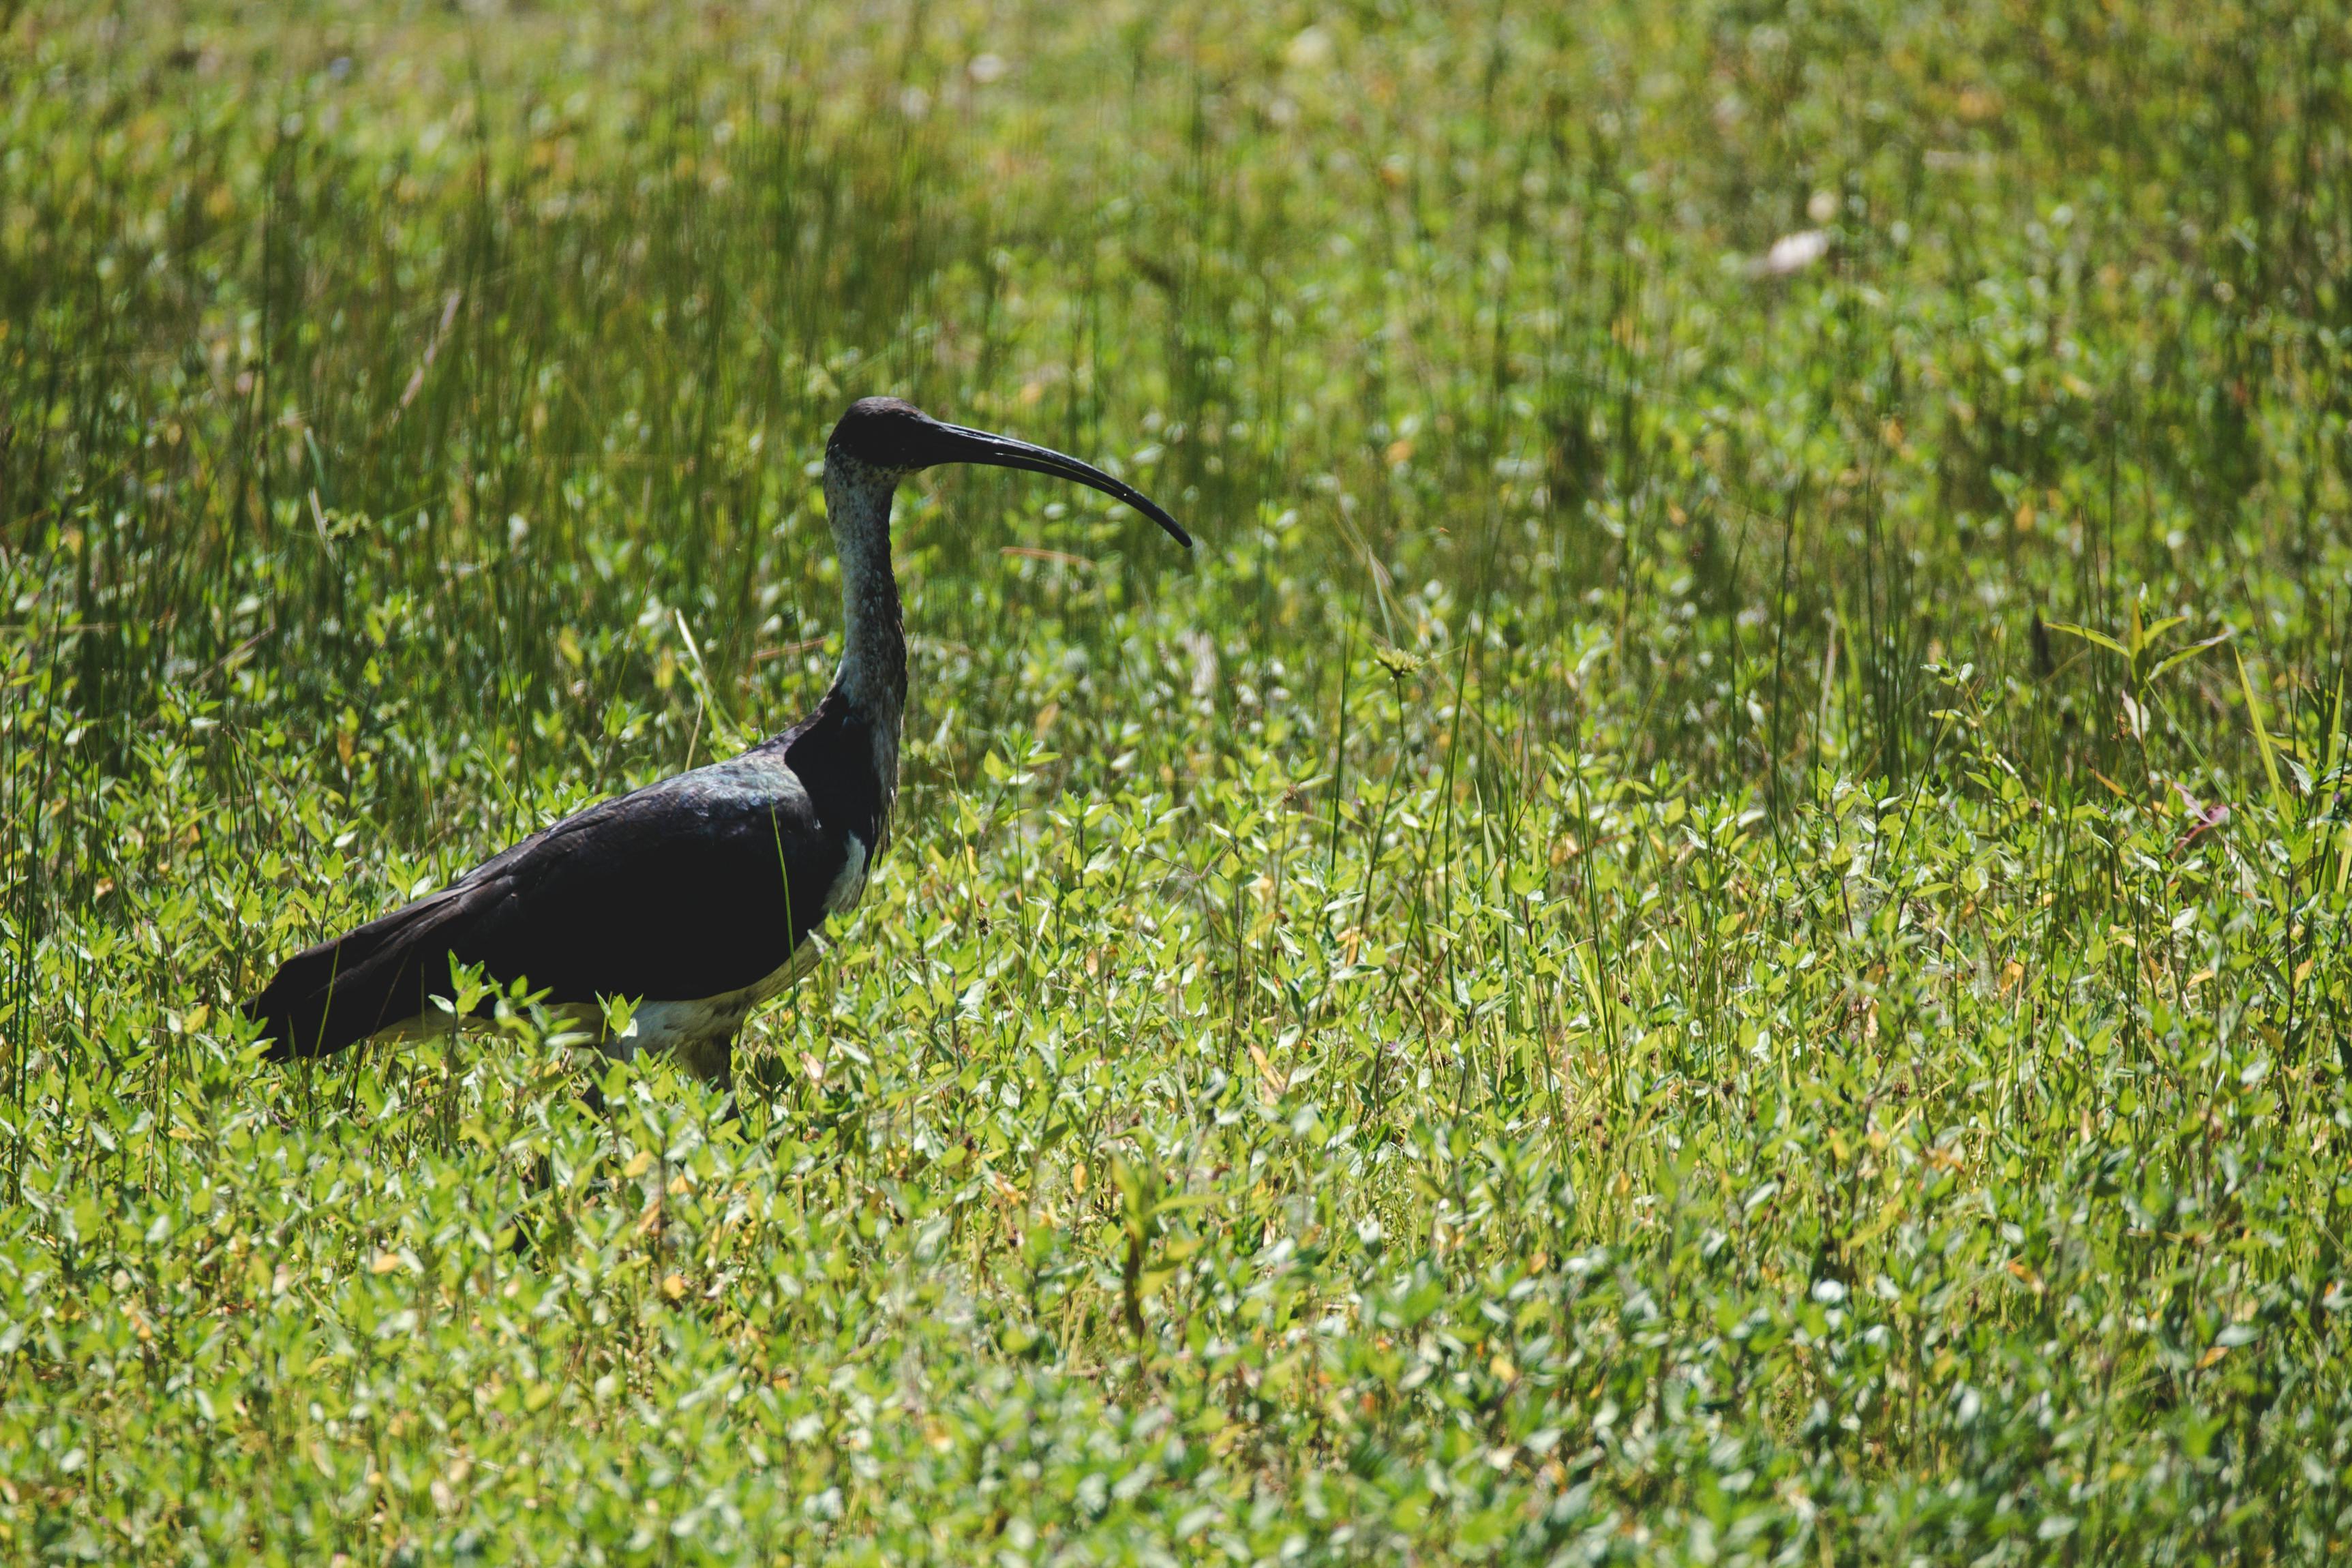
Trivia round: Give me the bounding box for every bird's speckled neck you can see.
[820,450,906,828]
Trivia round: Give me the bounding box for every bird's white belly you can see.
[824,832,870,915]
[599,931,828,1066]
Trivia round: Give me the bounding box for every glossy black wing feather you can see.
[246,740,847,1060]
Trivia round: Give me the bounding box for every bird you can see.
[244,397,1191,1087]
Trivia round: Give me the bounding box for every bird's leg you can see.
[569,1004,638,1117]
[678,1029,734,1091]
[510,1147,558,1257]
[697,1032,741,1127]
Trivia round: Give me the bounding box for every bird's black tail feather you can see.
[245,890,474,1061]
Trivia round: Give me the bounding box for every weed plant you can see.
[4,1,2352,1562]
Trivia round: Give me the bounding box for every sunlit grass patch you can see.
[4,1,2351,1561]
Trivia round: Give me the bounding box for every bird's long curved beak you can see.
[927,421,1192,549]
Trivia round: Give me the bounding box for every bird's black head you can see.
[826,397,954,470]
[826,397,1192,548]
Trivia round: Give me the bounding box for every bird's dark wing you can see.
[245,743,846,1060]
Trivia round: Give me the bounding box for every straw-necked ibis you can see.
[245,399,1190,1085]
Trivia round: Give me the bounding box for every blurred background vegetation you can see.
[3,1,2351,1561]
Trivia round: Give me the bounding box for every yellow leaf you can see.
[2235,648,2289,818]
[1248,1042,1286,1102]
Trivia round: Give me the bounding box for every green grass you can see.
[4,0,2352,1561]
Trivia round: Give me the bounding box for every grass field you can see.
[5,1,2352,1561]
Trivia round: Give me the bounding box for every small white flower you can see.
[1755,229,1830,277]
[1285,26,1334,70]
